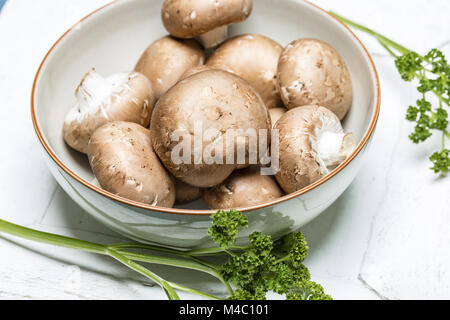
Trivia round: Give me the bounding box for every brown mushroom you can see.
[207,34,283,108]
[162,0,253,49]
[275,105,356,193]
[88,121,175,207]
[174,179,202,205]
[135,36,205,100]
[150,70,271,188]
[63,69,154,154]
[277,39,353,120]
[203,166,284,209]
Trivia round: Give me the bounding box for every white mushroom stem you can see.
[65,69,129,124]
[317,131,356,169]
[199,26,228,49]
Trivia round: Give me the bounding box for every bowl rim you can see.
[31,0,381,216]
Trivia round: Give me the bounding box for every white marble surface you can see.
[0,0,449,300]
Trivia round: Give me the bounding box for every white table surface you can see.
[0,0,449,300]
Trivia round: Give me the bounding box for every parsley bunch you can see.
[331,12,450,175]
[210,210,331,300]
[0,209,331,300]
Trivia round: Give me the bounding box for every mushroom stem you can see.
[76,69,113,106]
[317,131,356,169]
[67,69,128,124]
[199,26,228,49]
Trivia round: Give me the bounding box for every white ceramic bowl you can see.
[32,0,380,248]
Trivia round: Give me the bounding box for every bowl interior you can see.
[33,0,378,211]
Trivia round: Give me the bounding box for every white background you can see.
[0,0,449,300]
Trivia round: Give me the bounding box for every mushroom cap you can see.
[174,179,202,205]
[274,105,354,193]
[179,65,216,81]
[88,121,175,207]
[162,0,253,39]
[135,36,205,100]
[269,107,287,129]
[277,39,353,120]
[203,166,284,209]
[207,34,283,108]
[150,69,271,188]
[63,69,154,154]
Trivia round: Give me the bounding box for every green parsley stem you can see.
[377,39,398,58]
[106,249,180,300]
[167,282,220,300]
[111,242,189,255]
[186,245,248,256]
[331,11,450,79]
[275,255,290,264]
[0,218,180,299]
[0,209,331,300]
[0,218,231,299]
[109,243,235,295]
[111,242,247,258]
[110,243,220,270]
[0,218,107,254]
[329,12,411,55]
[119,250,233,295]
[116,251,218,276]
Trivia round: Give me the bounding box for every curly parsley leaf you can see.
[208,210,331,300]
[430,149,450,174]
[331,12,450,175]
[208,209,248,248]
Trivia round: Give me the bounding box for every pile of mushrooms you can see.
[63,0,356,209]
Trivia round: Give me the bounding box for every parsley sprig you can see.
[0,209,331,300]
[331,12,450,175]
[211,210,331,300]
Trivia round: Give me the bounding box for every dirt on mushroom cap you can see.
[162,0,253,39]
[135,36,205,100]
[203,166,284,209]
[274,105,351,194]
[150,69,271,188]
[208,34,284,108]
[63,69,155,154]
[88,121,175,207]
[277,38,353,120]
